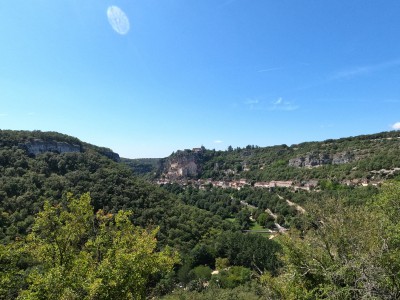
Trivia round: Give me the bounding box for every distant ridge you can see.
[123,131,400,187]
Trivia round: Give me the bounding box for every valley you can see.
[1,129,400,299]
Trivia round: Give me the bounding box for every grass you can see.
[249,221,264,231]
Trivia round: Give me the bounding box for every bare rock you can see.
[289,151,353,168]
[20,139,82,155]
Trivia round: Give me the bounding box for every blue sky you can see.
[1,0,400,158]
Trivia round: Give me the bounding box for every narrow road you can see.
[239,200,257,210]
[275,223,287,233]
[265,208,287,232]
[265,208,277,220]
[277,194,306,214]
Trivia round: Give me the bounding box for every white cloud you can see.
[258,67,283,73]
[269,97,299,111]
[244,98,259,110]
[392,122,400,130]
[273,97,283,105]
[244,98,259,105]
[213,140,223,144]
[331,59,400,80]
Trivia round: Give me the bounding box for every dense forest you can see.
[1,130,400,299]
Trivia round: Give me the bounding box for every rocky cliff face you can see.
[161,149,204,179]
[19,139,82,155]
[289,151,354,168]
[19,139,120,162]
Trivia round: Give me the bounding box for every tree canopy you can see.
[1,193,178,300]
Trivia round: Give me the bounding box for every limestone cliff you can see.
[289,151,355,168]
[19,139,82,155]
[160,148,204,179]
[19,139,120,162]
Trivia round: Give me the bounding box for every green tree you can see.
[15,193,178,300]
[0,242,32,300]
[256,213,268,227]
[212,266,252,289]
[235,209,252,230]
[190,265,212,281]
[190,244,215,268]
[215,257,229,270]
[373,181,400,298]
[257,213,275,229]
[216,232,282,275]
[262,186,400,299]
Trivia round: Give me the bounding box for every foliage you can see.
[235,209,252,230]
[215,257,230,270]
[261,181,400,299]
[0,242,31,300]
[162,282,269,300]
[175,232,282,289]
[4,193,178,300]
[121,157,160,179]
[170,185,242,219]
[190,265,212,281]
[212,266,253,289]
[0,130,234,253]
[215,232,282,275]
[3,130,400,298]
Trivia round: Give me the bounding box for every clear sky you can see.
[1,1,400,158]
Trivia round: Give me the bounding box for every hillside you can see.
[3,130,400,299]
[126,131,400,187]
[121,157,161,179]
[0,130,233,250]
[1,130,286,299]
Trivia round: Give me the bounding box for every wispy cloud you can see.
[330,59,400,80]
[214,140,223,144]
[269,97,299,111]
[258,67,283,73]
[244,98,259,109]
[243,97,299,111]
[244,99,259,105]
[392,122,400,130]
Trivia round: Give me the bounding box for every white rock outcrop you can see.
[19,139,82,155]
